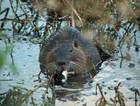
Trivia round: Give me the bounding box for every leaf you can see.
[0,49,7,69]
[0,52,5,69]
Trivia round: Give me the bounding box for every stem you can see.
[0,8,10,28]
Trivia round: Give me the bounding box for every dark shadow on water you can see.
[54,72,96,101]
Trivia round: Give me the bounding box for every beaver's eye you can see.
[69,49,73,52]
[74,41,78,48]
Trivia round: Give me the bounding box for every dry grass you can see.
[30,0,140,26]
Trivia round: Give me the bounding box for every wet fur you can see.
[39,27,105,84]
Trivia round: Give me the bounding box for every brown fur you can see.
[39,27,102,83]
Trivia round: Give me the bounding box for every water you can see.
[0,0,140,105]
[0,41,140,106]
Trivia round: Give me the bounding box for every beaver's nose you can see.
[57,61,66,66]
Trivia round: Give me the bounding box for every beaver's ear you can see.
[74,40,78,48]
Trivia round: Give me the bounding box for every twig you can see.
[114,82,125,106]
[96,83,105,99]
[10,47,15,65]
[135,89,140,106]
[95,83,108,106]
[19,4,29,19]
[118,22,132,47]
[0,8,10,28]
[115,82,121,90]
[9,0,20,20]
[63,0,83,26]
[119,46,123,68]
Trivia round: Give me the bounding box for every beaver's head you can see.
[39,27,106,85]
[44,40,88,85]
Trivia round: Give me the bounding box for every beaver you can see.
[39,27,110,85]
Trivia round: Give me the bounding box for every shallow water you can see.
[0,41,140,106]
[0,0,140,105]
